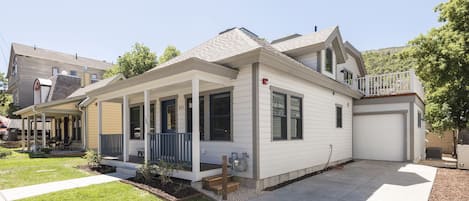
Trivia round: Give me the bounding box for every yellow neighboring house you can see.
[14,74,124,151]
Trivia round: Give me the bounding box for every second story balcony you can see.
[343,70,425,101]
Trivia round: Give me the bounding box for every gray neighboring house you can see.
[6,43,113,109]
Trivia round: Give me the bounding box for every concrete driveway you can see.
[252,160,437,201]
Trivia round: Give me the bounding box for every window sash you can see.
[210,92,231,141]
[325,48,333,73]
[336,106,342,128]
[272,92,288,140]
[291,97,302,139]
[186,97,204,140]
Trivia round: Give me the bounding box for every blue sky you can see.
[0,0,443,74]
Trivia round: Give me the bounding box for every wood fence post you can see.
[222,155,228,200]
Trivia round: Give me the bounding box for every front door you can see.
[161,99,177,160]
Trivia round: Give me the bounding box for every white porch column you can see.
[21,118,25,150]
[123,95,130,162]
[144,90,150,163]
[97,101,102,154]
[27,116,31,151]
[42,113,46,148]
[191,78,201,180]
[33,115,37,151]
[320,49,326,73]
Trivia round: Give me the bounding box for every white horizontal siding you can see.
[258,63,353,179]
[337,53,361,82]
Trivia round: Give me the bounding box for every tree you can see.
[402,0,469,154]
[362,47,417,75]
[158,45,180,64]
[0,72,12,116]
[104,43,157,78]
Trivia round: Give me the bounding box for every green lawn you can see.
[19,182,162,201]
[0,147,92,189]
[19,181,212,201]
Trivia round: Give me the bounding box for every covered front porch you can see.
[15,98,85,152]
[93,59,238,181]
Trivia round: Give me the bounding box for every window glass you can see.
[336,106,343,128]
[91,74,98,83]
[272,92,287,140]
[52,67,59,76]
[210,92,231,141]
[418,111,422,128]
[70,70,78,76]
[291,97,302,139]
[130,106,141,139]
[187,97,204,139]
[325,48,333,73]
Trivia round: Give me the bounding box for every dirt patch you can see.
[123,176,201,201]
[429,168,469,201]
[76,165,116,174]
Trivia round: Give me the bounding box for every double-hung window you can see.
[325,48,333,73]
[187,97,205,139]
[210,92,231,141]
[336,106,343,128]
[272,92,287,140]
[272,88,303,141]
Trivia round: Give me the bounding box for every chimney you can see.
[314,26,318,32]
[81,66,91,87]
[34,44,36,50]
[75,53,78,60]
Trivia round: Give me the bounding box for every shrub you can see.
[84,149,101,168]
[136,160,180,186]
[40,147,52,154]
[0,148,12,159]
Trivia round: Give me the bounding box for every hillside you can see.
[362,46,416,75]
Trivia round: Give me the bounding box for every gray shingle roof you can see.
[46,75,82,102]
[271,26,337,52]
[149,28,263,71]
[67,74,124,98]
[12,43,113,70]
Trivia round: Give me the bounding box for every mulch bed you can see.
[76,165,116,174]
[122,176,201,201]
[429,168,469,201]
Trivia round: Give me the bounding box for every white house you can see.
[87,26,425,190]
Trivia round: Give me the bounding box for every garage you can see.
[353,113,405,161]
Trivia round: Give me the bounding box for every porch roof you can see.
[86,57,239,98]
[14,96,83,117]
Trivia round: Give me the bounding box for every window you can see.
[91,74,98,83]
[130,106,141,140]
[325,48,333,73]
[418,111,422,128]
[343,70,353,81]
[52,67,59,76]
[210,92,231,141]
[336,106,343,128]
[187,97,204,139]
[272,92,287,140]
[291,96,302,139]
[70,70,78,77]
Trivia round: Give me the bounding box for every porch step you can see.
[202,174,239,194]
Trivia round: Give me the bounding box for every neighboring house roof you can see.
[68,74,124,98]
[14,74,125,116]
[46,75,81,102]
[7,43,113,77]
[271,34,302,44]
[271,26,347,63]
[344,41,367,76]
[35,78,52,87]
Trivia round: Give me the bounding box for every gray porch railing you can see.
[149,133,192,165]
[100,134,123,157]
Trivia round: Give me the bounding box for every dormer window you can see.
[325,48,333,73]
[91,74,98,83]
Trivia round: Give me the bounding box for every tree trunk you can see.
[453,129,458,158]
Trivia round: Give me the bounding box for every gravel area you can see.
[429,168,469,201]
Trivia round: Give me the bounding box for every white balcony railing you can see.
[344,70,425,100]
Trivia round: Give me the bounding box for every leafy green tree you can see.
[402,0,469,153]
[362,47,417,75]
[103,65,121,79]
[158,45,180,64]
[105,43,157,78]
[0,72,12,116]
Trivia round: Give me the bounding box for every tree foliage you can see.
[104,43,157,78]
[362,47,416,75]
[158,45,180,64]
[402,0,469,133]
[104,44,181,78]
[0,72,12,116]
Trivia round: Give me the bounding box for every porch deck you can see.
[127,155,222,171]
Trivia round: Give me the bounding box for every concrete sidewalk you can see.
[0,173,131,201]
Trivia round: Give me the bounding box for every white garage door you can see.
[353,113,405,161]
